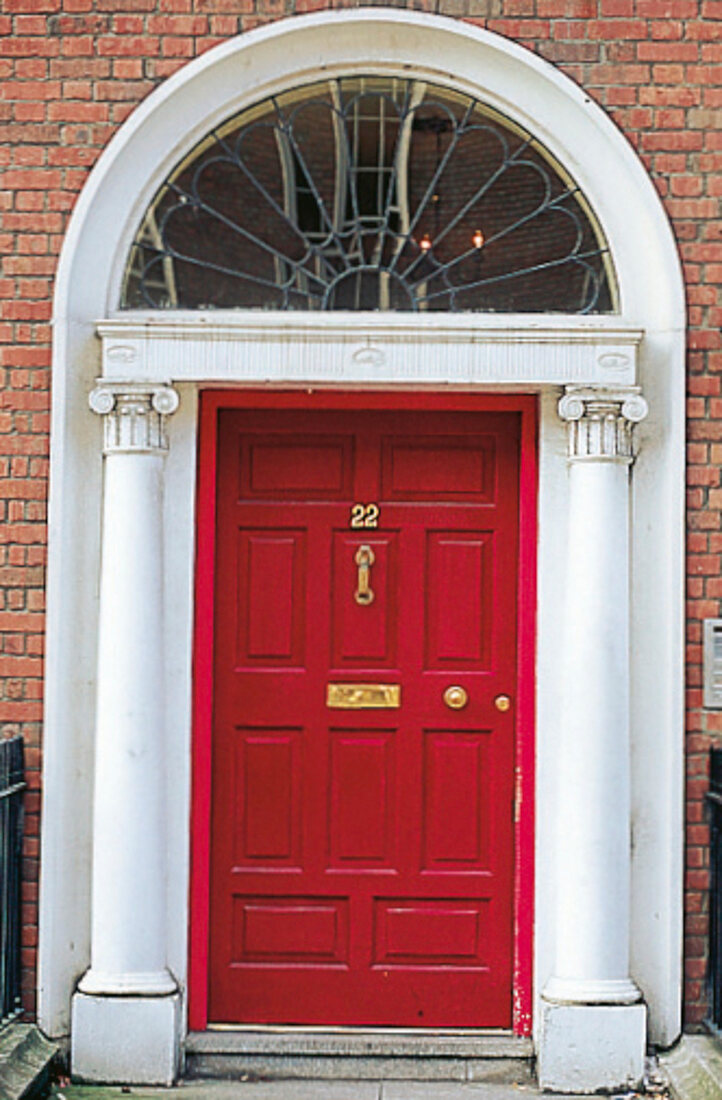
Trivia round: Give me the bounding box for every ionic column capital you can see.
[89,382,180,455]
[558,385,648,463]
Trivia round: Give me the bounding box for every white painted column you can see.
[72,383,181,1086]
[539,386,648,1095]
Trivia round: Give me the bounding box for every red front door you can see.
[208,407,520,1026]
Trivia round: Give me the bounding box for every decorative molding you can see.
[78,967,178,997]
[558,385,648,462]
[105,344,139,366]
[89,382,180,455]
[543,975,642,1006]
[97,316,643,387]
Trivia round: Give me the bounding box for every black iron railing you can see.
[0,736,25,1025]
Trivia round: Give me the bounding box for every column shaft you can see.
[539,386,648,1094]
[81,450,173,993]
[550,458,634,1000]
[72,384,181,1086]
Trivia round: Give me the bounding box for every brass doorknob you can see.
[494,694,511,712]
[443,685,468,710]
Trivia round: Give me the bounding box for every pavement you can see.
[47,1083,664,1100]
[20,1023,722,1100]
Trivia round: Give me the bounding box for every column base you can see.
[537,999,646,1094]
[71,990,181,1085]
[543,974,641,1004]
[78,967,177,995]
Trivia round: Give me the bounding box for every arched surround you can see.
[40,7,685,1085]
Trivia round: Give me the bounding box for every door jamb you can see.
[188,388,538,1036]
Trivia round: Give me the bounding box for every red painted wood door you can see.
[208,408,520,1027]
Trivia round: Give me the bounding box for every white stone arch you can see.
[40,8,686,1087]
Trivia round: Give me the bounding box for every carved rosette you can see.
[558,386,648,463]
[89,383,180,455]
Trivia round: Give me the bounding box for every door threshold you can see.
[185,1028,533,1082]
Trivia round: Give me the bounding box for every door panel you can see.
[329,729,396,867]
[331,532,398,666]
[236,531,306,665]
[422,730,491,869]
[209,408,520,1027]
[425,532,493,667]
[232,729,302,867]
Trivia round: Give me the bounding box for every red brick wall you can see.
[1,0,719,1028]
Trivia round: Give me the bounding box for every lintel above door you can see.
[97,314,641,388]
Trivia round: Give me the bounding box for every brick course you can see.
[1,0,720,1028]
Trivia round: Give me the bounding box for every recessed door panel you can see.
[425,532,492,668]
[241,434,354,499]
[209,407,520,1027]
[422,730,491,870]
[381,435,496,502]
[328,728,396,868]
[232,897,349,963]
[372,899,489,967]
[235,529,306,667]
[231,729,302,868]
[331,532,398,666]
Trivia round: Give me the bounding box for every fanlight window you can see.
[122,77,616,313]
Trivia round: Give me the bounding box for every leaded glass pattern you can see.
[121,77,616,313]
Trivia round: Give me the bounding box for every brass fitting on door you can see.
[443,685,469,710]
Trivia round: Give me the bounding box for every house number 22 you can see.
[350,503,379,529]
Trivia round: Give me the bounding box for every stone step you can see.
[0,1022,61,1100]
[661,1035,722,1100]
[184,1030,534,1083]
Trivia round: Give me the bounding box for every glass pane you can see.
[121,76,616,313]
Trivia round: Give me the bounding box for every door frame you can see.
[188,388,538,1035]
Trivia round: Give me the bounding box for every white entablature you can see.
[97,315,642,388]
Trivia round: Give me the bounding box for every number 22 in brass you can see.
[354,544,375,606]
[350,503,379,529]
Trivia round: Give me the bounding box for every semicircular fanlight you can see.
[121,76,616,313]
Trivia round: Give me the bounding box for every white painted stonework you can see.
[72,993,181,1086]
[539,388,648,1090]
[40,9,685,1093]
[80,384,179,998]
[538,1003,647,1094]
[97,316,642,388]
[71,384,181,1083]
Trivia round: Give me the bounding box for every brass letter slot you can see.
[326,683,401,709]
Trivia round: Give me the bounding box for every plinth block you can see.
[71,991,181,1085]
[538,999,646,1094]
